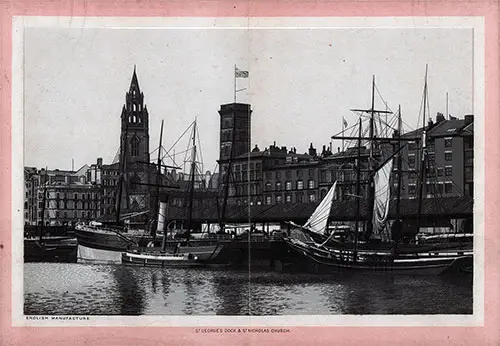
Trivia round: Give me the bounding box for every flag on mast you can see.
[343,117,348,128]
[235,67,249,78]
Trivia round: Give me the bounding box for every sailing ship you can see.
[283,70,473,275]
[122,119,224,267]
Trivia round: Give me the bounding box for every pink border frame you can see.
[1,1,498,345]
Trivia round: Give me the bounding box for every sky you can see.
[23,23,474,174]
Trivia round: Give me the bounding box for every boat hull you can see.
[121,252,206,267]
[283,238,473,276]
[24,238,77,263]
[75,226,152,264]
[77,243,124,264]
[129,244,224,262]
[121,244,224,267]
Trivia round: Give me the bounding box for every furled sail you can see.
[372,159,393,234]
[303,181,337,235]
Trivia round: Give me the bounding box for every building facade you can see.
[401,113,474,199]
[216,102,474,207]
[262,144,321,205]
[24,166,101,225]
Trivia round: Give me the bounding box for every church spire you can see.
[129,65,140,93]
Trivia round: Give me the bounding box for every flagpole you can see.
[234,64,237,103]
[446,92,449,120]
[342,116,345,152]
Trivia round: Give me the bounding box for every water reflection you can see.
[24,263,473,315]
[110,265,146,315]
[214,270,249,315]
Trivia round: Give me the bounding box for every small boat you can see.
[121,245,224,267]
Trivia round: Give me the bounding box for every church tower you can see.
[120,66,150,165]
[118,67,151,211]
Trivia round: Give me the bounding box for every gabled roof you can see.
[74,164,90,176]
[402,117,471,140]
[428,119,465,138]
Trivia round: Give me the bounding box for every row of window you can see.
[407,166,454,179]
[129,103,143,112]
[407,181,455,195]
[232,171,262,182]
[430,166,453,177]
[102,170,119,176]
[40,200,100,210]
[103,179,119,186]
[408,138,454,151]
[38,210,96,219]
[228,183,261,196]
[264,192,317,205]
[320,170,361,183]
[234,162,262,172]
[265,180,315,192]
[265,169,316,180]
[408,151,453,167]
[43,192,98,200]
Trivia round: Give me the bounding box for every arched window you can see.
[131,137,140,156]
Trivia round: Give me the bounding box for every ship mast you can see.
[416,65,429,234]
[186,120,197,239]
[366,75,376,239]
[396,105,403,219]
[153,119,164,241]
[353,117,362,263]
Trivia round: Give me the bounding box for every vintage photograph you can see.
[17,18,479,318]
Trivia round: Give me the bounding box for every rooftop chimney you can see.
[308,143,317,157]
[465,114,474,125]
[436,112,445,123]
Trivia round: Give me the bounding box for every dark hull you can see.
[128,243,224,262]
[282,239,473,276]
[75,226,154,263]
[313,236,473,254]
[24,238,77,263]
[75,227,151,252]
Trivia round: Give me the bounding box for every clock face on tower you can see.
[129,194,147,209]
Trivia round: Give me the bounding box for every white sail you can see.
[303,181,337,235]
[372,159,393,234]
